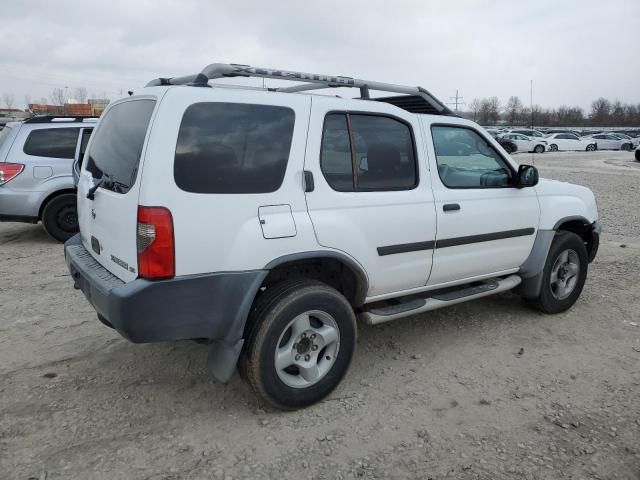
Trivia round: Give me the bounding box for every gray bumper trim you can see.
[64,234,267,381]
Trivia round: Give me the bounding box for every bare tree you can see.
[590,97,611,125]
[73,87,88,103]
[50,88,66,106]
[2,93,15,110]
[468,98,481,122]
[487,97,501,124]
[23,94,32,109]
[505,96,523,125]
[40,97,48,105]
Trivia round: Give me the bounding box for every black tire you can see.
[241,279,357,410]
[41,193,78,242]
[586,144,596,152]
[621,143,631,151]
[550,144,558,152]
[635,149,640,162]
[534,145,545,154]
[504,143,516,154]
[527,231,588,314]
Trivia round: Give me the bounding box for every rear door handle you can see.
[443,203,460,212]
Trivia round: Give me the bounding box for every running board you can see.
[359,275,522,325]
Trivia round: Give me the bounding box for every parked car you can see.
[544,129,582,137]
[509,129,546,139]
[545,133,597,152]
[609,133,639,149]
[64,63,600,409]
[0,116,96,241]
[495,136,518,153]
[499,133,547,153]
[584,133,632,151]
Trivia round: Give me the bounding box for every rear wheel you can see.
[635,149,640,162]
[504,142,516,154]
[621,143,631,151]
[241,279,356,410]
[41,193,78,242]
[586,144,596,151]
[527,231,588,314]
[550,144,558,152]
[534,144,545,154]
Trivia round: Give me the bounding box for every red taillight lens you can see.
[137,206,174,280]
[0,163,24,185]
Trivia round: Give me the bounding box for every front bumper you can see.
[64,234,267,380]
[588,221,601,263]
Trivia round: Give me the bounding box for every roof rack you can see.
[146,63,455,116]
[24,115,99,124]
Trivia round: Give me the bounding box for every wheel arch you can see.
[517,216,596,299]
[38,188,77,220]
[263,251,369,308]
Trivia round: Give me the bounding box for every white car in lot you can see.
[499,133,547,153]
[64,62,601,409]
[603,133,636,150]
[545,133,597,152]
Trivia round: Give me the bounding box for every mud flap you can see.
[206,338,245,383]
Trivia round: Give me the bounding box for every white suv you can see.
[64,63,601,410]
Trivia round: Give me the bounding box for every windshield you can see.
[0,125,14,149]
[84,99,156,194]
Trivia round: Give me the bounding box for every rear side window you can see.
[85,99,156,194]
[320,113,417,192]
[23,128,79,159]
[174,103,295,194]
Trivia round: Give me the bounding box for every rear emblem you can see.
[91,208,96,219]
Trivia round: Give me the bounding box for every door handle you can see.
[443,203,460,212]
[304,170,314,192]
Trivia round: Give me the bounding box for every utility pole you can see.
[447,90,465,112]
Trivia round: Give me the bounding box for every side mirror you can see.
[516,164,538,188]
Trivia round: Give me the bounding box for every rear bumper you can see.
[64,234,267,379]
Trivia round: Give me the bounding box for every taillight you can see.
[137,206,175,280]
[0,163,24,185]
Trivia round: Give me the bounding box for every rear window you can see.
[85,99,156,194]
[174,102,295,194]
[23,128,79,159]
[0,125,13,148]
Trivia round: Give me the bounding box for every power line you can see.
[446,90,465,112]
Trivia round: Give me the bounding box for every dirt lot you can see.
[1,150,639,480]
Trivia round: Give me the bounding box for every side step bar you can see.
[359,275,522,325]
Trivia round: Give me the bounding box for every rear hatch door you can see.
[77,96,158,282]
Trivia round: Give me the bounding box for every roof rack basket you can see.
[146,63,455,116]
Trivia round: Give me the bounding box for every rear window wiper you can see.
[86,172,128,199]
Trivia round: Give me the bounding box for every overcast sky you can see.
[1,0,638,110]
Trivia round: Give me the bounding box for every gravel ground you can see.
[1,150,639,480]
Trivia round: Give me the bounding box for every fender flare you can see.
[516,215,593,298]
[264,250,369,307]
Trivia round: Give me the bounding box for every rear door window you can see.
[85,99,156,194]
[319,113,417,192]
[174,102,295,194]
[23,128,79,158]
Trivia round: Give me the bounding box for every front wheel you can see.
[41,193,78,242]
[549,144,558,152]
[241,279,357,410]
[527,231,588,314]
[621,143,631,151]
[586,144,596,151]
[635,149,640,162]
[534,145,545,154]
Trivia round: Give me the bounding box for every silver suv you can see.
[0,116,96,241]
